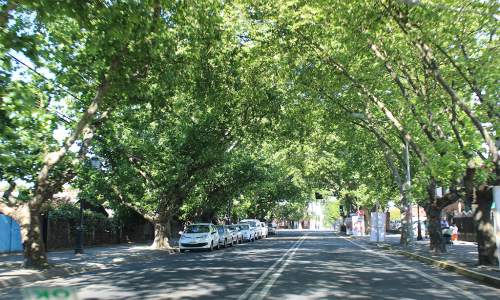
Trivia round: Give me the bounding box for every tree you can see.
[0,0,217,268]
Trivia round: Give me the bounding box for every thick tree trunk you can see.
[151,221,172,249]
[473,186,498,265]
[425,203,446,253]
[400,195,411,245]
[15,203,51,269]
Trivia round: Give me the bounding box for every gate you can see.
[452,215,476,242]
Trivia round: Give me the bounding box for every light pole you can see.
[417,202,422,240]
[75,156,101,254]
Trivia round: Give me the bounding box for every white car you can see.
[235,223,256,242]
[179,223,220,252]
[240,219,263,239]
[260,222,268,238]
[267,222,276,235]
[216,225,235,248]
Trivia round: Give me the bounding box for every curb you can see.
[0,249,178,290]
[368,242,500,289]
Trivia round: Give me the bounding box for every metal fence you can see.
[0,214,23,253]
[451,215,476,242]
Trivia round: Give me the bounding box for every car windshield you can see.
[228,226,237,231]
[238,224,250,230]
[185,225,210,233]
[243,222,256,227]
[217,226,225,233]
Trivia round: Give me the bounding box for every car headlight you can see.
[202,234,208,239]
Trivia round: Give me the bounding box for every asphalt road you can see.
[2,230,499,299]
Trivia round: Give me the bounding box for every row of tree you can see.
[1,0,499,268]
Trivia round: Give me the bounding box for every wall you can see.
[0,214,23,253]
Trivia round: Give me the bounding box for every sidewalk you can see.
[0,239,179,289]
[353,233,500,288]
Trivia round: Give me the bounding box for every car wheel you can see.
[209,241,214,252]
[224,239,228,248]
[240,236,243,244]
[234,237,238,244]
[230,238,234,247]
[180,249,185,253]
[216,241,220,250]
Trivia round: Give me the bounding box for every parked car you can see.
[260,222,268,238]
[178,223,220,252]
[267,222,276,235]
[235,223,256,242]
[240,219,263,239]
[227,225,243,244]
[216,225,234,248]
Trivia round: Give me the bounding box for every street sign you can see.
[23,287,78,300]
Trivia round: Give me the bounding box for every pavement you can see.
[1,232,500,291]
[0,239,179,289]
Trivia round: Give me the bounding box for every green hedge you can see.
[48,198,118,235]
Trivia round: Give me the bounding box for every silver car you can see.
[216,225,235,248]
[227,225,243,244]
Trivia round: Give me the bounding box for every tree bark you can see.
[362,205,376,236]
[400,196,411,246]
[473,186,499,265]
[151,221,172,249]
[14,203,51,269]
[425,202,446,253]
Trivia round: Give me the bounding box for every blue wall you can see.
[0,214,23,253]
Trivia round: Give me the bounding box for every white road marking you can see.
[238,235,307,300]
[250,235,307,300]
[343,235,485,300]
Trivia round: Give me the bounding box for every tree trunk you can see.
[151,221,172,249]
[473,186,499,265]
[362,205,375,236]
[15,203,51,269]
[400,195,411,245]
[425,202,446,253]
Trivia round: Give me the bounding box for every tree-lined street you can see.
[1,230,498,299]
[2,3,500,299]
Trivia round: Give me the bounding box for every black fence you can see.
[451,216,476,242]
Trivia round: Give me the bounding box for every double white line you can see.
[238,235,308,300]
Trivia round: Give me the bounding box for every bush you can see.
[48,197,118,235]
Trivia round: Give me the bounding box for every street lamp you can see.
[417,202,422,240]
[75,156,101,254]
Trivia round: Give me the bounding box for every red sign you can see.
[357,210,364,217]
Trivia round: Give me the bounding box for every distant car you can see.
[179,223,220,252]
[260,222,268,238]
[236,223,256,242]
[241,219,263,239]
[227,225,243,244]
[216,225,235,248]
[267,222,276,235]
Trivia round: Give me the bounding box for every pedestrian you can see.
[440,218,449,228]
[450,223,458,244]
[424,221,428,238]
